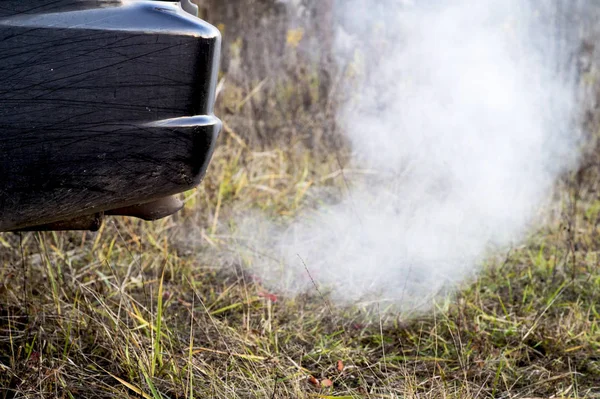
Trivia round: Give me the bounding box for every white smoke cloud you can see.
[228,0,586,313]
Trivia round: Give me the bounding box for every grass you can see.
[1,130,599,398]
[2,13,600,392]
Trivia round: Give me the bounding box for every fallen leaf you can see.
[308,376,319,387]
[321,378,333,388]
[27,351,40,367]
[258,291,278,303]
[177,298,193,307]
[337,360,344,372]
[286,28,304,48]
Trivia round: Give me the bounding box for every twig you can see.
[297,254,334,316]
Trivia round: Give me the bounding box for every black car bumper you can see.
[0,0,221,231]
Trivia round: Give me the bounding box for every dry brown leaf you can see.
[258,291,278,302]
[321,378,333,388]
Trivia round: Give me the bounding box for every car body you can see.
[0,0,221,231]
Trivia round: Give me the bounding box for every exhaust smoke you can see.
[229,0,588,313]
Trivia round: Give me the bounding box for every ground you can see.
[1,134,599,398]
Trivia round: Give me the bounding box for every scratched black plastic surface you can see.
[0,0,221,231]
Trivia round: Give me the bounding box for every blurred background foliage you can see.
[194,0,600,185]
[194,0,338,149]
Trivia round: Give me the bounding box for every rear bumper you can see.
[0,1,222,231]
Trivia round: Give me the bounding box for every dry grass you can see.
[1,131,600,398]
[2,4,600,396]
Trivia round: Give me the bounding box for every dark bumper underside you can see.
[0,0,222,231]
